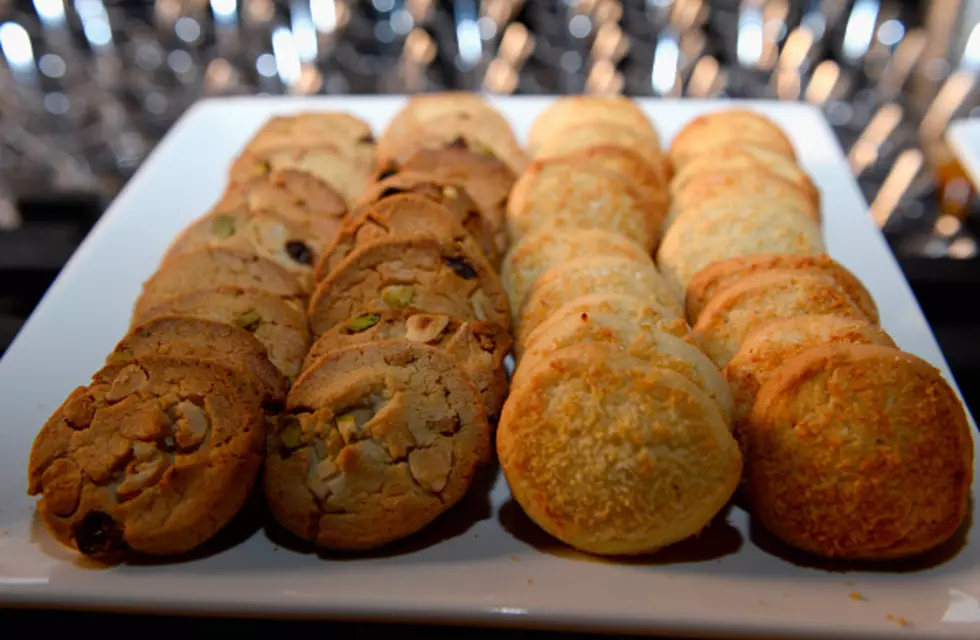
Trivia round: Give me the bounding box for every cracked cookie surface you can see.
[266,340,491,550]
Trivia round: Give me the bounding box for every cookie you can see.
[686,253,878,325]
[215,167,348,229]
[506,157,658,252]
[243,112,375,159]
[394,144,516,256]
[517,255,683,349]
[315,194,491,281]
[744,344,973,560]
[690,269,868,367]
[161,209,330,292]
[380,92,501,150]
[527,96,660,154]
[135,248,304,323]
[656,199,825,297]
[131,286,310,383]
[669,109,795,170]
[354,171,499,268]
[302,309,511,421]
[110,316,287,407]
[230,146,373,207]
[724,315,895,434]
[497,342,742,556]
[534,122,669,187]
[308,235,510,336]
[27,355,266,556]
[265,340,491,550]
[517,312,733,425]
[501,227,652,321]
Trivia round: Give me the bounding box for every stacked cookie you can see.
[498,97,743,556]
[665,109,973,560]
[25,111,369,557]
[267,94,520,550]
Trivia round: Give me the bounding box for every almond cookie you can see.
[161,210,330,292]
[302,309,510,421]
[265,340,491,550]
[690,269,868,367]
[497,342,741,556]
[135,248,304,323]
[517,255,683,350]
[243,112,375,158]
[506,157,658,252]
[308,235,509,336]
[724,315,895,435]
[517,313,733,425]
[354,172,498,268]
[535,123,668,187]
[686,253,878,325]
[656,199,825,298]
[230,146,373,206]
[669,109,795,170]
[131,286,310,383]
[394,144,516,256]
[110,316,287,407]
[527,96,660,154]
[27,355,266,556]
[215,167,348,229]
[501,227,653,321]
[744,344,973,560]
[314,194,491,281]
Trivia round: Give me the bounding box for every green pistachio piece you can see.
[381,285,414,309]
[210,215,237,238]
[279,419,303,451]
[234,310,262,332]
[345,312,381,333]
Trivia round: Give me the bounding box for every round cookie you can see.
[527,96,660,154]
[308,235,509,336]
[315,194,490,281]
[535,123,668,186]
[27,355,266,556]
[501,227,652,321]
[506,157,658,252]
[669,109,795,171]
[686,253,878,325]
[215,167,348,229]
[161,209,331,292]
[302,309,511,421]
[265,340,491,550]
[131,286,310,383]
[656,199,825,298]
[230,146,373,206]
[517,255,683,349]
[243,112,375,159]
[517,313,734,425]
[724,315,895,434]
[497,342,742,556]
[110,316,287,407]
[744,344,973,560]
[135,248,304,323]
[354,172,499,268]
[380,92,501,152]
[690,269,868,367]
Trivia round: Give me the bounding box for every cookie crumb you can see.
[758,600,766,606]
[849,592,865,601]
[887,615,895,621]
[509,555,518,562]
[527,579,533,585]
[273,546,279,552]
[1,530,7,535]
[897,617,909,627]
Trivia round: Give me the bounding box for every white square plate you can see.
[948,118,980,188]
[1,97,978,639]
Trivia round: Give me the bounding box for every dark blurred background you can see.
[1,0,980,405]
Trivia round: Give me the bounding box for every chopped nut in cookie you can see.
[405,313,450,343]
[41,458,83,517]
[408,440,453,493]
[105,365,149,402]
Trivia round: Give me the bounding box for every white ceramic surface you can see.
[0,97,978,639]
[948,118,980,189]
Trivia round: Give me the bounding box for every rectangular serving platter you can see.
[1,96,978,639]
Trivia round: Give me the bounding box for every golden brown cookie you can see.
[517,255,683,349]
[302,309,510,421]
[230,146,373,206]
[686,253,878,325]
[243,112,375,159]
[265,340,491,550]
[656,199,825,297]
[535,122,667,184]
[506,157,658,252]
[501,227,652,321]
[308,235,509,336]
[497,342,742,556]
[215,167,348,230]
[669,109,795,170]
[724,315,895,435]
[131,286,310,384]
[380,92,501,152]
[744,344,973,560]
[110,316,287,407]
[27,355,266,556]
[527,96,660,154]
[690,269,868,367]
[135,248,304,324]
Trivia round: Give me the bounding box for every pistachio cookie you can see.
[308,235,509,336]
[131,286,310,383]
[27,355,266,556]
[110,316,287,407]
[302,309,511,420]
[230,145,373,206]
[243,112,375,159]
[215,167,347,230]
[265,340,491,550]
